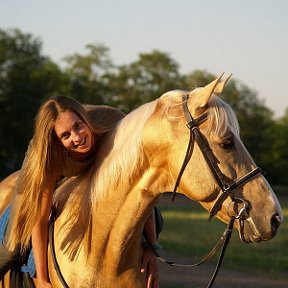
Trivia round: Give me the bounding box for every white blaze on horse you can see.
[0,75,283,288]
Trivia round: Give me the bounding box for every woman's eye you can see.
[220,140,234,149]
[61,133,70,140]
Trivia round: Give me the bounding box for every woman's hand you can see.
[140,248,159,288]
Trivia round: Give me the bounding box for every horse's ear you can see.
[188,73,231,112]
[214,73,232,96]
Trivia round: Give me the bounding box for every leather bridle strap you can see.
[170,109,208,203]
[192,125,263,220]
[158,94,263,287]
[208,167,262,220]
[206,216,235,288]
[179,94,263,220]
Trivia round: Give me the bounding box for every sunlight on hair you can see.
[207,95,240,139]
[90,100,159,207]
[161,90,189,120]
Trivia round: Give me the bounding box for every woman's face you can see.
[54,110,94,155]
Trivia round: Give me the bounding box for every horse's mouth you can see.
[239,230,261,244]
[239,230,262,243]
[238,215,281,243]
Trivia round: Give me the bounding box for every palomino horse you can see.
[0,75,283,288]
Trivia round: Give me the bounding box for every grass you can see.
[157,193,288,278]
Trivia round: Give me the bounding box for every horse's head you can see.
[143,74,283,243]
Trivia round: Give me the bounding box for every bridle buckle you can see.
[234,197,248,219]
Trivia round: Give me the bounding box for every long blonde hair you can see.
[6,95,97,253]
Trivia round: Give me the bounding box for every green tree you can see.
[0,28,63,177]
[62,43,114,105]
[105,50,184,112]
[267,109,288,185]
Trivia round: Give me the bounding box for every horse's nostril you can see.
[271,214,282,233]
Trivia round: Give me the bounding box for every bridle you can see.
[171,94,263,219]
[152,94,264,287]
[49,93,264,288]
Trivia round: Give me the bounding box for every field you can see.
[157,192,288,288]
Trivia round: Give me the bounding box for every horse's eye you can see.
[220,140,234,149]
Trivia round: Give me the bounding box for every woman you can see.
[0,95,159,287]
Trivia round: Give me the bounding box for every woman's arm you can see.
[141,209,159,288]
[32,185,54,288]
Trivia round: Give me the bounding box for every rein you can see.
[150,216,236,288]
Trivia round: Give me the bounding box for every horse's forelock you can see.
[207,95,240,138]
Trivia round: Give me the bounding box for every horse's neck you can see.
[83,184,157,273]
[91,184,158,246]
[92,146,172,244]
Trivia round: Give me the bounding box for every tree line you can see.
[1,28,288,188]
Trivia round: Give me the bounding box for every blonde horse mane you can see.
[207,95,240,138]
[89,99,159,206]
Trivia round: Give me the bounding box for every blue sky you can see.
[1,0,287,117]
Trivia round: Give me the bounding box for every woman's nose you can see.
[71,132,81,143]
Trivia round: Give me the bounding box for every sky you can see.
[1,0,288,118]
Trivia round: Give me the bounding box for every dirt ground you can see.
[158,253,288,288]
